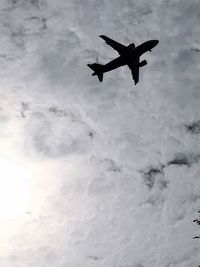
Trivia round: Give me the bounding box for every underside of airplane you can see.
[88,35,159,84]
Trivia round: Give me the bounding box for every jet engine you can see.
[139,60,147,67]
[127,43,135,49]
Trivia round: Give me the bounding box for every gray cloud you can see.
[24,108,94,158]
[185,120,200,134]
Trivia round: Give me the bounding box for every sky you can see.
[0,0,200,266]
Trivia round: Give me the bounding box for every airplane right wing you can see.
[99,35,127,55]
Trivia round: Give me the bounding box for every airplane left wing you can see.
[127,58,140,85]
[129,66,139,85]
[99,35,127,54]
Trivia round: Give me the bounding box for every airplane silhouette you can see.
[87,35,159,84]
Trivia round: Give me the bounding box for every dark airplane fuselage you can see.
[102,40,159,73]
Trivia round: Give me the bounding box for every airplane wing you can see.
[127,58,140,85]
[99,35,127,54]
[129,66,139,85]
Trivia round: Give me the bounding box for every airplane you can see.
[87,35,159,84]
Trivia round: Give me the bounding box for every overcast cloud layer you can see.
[0,0,200,266]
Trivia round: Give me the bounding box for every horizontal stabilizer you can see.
[97,72,103,82]
[87,63,104,82]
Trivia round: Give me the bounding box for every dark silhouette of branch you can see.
[193,212,200,239]
[193,211,200,266]
[193,219,200,225]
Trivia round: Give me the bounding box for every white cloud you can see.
[0,0,199,266]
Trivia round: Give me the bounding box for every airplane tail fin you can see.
[87,63,104,82]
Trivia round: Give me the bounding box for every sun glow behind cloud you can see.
[0,151,69,222]
[0,155,29,220]
[0,145,76,256]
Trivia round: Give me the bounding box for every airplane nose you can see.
[154,40,159,46]
[148,40,159,50]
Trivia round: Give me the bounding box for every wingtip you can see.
[99,35,106,39]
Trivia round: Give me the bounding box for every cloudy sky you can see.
[0,0,200,266]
